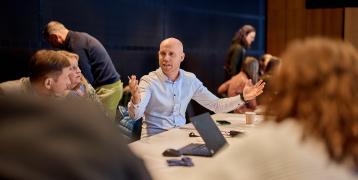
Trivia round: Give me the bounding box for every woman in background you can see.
[58,51,101,104]
[224,25,256,81]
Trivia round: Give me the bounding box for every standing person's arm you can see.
[128,75,151,120]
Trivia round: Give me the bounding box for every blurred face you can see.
[246,31,256,46]
[158,38,185,80]
[50,67,71,96]
[260,54,272,71]
[47,34,64,49]
[68,57,82,89]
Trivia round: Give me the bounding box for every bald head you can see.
[158,37,185,81]
[160,38,184,53]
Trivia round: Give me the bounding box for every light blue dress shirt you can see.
[128,68,244,137]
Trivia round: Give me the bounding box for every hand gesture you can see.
[128,75,140,104]
[242,79,265,101]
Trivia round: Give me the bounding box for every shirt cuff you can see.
[129,98,140,109]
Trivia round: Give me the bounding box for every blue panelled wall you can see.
[1,0,265,114]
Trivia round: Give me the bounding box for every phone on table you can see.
[216,120,231,125]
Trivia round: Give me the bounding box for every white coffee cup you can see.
[245,112,256,124]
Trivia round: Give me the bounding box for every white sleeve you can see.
[192,78,244,113]
[128,77,152,120]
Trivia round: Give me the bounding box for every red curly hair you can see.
[263,38,358,169]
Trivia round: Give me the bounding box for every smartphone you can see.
[216,120,231,125]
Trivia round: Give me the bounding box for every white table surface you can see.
[129,113,263,180]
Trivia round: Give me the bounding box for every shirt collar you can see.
[156,68,183,83]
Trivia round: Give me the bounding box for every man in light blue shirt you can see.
[128,38,265,138]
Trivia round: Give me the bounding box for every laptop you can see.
[178,112,228,157]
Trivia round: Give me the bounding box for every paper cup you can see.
[245,112,256,124]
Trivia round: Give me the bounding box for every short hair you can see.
[43,21,67,40]
[233,25,256,48]
[263,38,358,169]
[28,49,71,82]
[57,50,79,61]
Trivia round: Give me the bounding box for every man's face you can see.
[68,58,82,88]
[246,31,256,46]
[47,35,64,49]
[158,39,184,78]
[50,67,71,96]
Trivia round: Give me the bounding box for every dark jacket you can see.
[64,31,120,87]
[224,43,246,81]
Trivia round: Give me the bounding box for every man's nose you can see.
[163,55,170,61]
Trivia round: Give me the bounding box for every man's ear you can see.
[180,52,185,62]
[48,34,56,41]
[44,78,53,90]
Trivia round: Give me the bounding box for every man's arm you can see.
[192,78,264,113]
[192,77,244,113]
[242,79,265,101]
[127,75,151,120]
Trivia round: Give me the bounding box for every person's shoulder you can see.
[70,31,97,43]
[181,69,197,79]
[0,78,27,94]
[72,31,91,38]
[139,70,160,84]
[232,43,243,49]
[231,71,247,82]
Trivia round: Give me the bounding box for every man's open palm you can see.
[243,79,265,101]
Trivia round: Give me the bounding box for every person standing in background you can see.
[43,21,122,119]
[224,25,256,81]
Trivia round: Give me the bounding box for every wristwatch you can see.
[239,93,249,104]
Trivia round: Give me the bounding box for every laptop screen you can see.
[190,113,228,154]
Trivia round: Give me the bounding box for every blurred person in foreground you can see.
[0,95,151,180]
[181,38,358,180]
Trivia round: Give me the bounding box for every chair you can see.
[116,105,142,142]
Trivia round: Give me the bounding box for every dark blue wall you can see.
[1,0,265,113]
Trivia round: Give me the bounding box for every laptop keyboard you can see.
[179,143,212,156]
